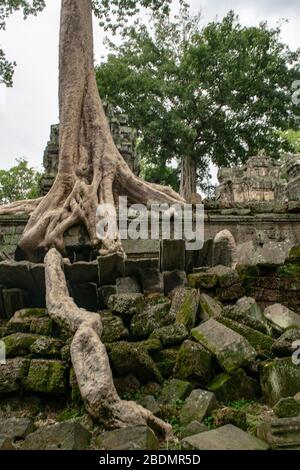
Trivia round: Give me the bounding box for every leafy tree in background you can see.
[96,5,300,200]
[0,158,42,204]
[281,129,300,153]
[0,1,45,86]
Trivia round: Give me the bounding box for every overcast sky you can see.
[0,0,299,172]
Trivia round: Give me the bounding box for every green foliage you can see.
[0,0,172,86]
[277,263,300,278]
[96,5,300,191]
[228,399,255,411]
[203,414,214,429]
[280,129,300,153]
[57,403,85,422]
[140,158,179,191]
[0,158,42,204]
[0,0,46,86]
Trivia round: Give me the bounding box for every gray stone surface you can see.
[163,270,187,296]
[199,293,222,321]
[257,416,300,449]
[264,303,300,330]
[161,240,185,271]
[170,287,200,329]
[108,293,145,316]
[260,357,300,405]
[116,276,141,294]
[191,319,256,373]
[22,420,91,450]
[140,268,164,295]
[95,425,158,450]
[179,389,218,426]
[0,358,30,393]
[0,417,34,439]
[2,288,26,319]
[182,424,269,450]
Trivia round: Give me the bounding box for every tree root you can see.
[45,247,172,438]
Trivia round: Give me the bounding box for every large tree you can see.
[0,0,183,261]
[96,6,300,200]
[0,158,41,204]
[0,0,182,435]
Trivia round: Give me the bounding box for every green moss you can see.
[277,263,300,278]
[236,265,260,278]
[154,348,179,378]
[24,359,67,394]
[175,289,199,329]
[57,404,85,422]
[188,272,218,289]
[3,333,39,357]
[218,317,274,356]
[173,340,213,384]
[289,245,300,260]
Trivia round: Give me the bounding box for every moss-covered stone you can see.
[29,337,63,358]
[150,324,188,347]
[260,357,300,405]
[100,311,129,343]
[273,397,300,418]
[154,348,179,378]
[107,293,145,316]
[173,340,214,385]
[0,358,30,394]
[130,302,171,339]
[207,369,258,404]
[29,317,53,336]
[3,333,39,357]
[170,287,200,329]
[188,272,218,289]
[272,328,300,357]
[157,378,192,405]
[209,265,239,288]
[236,265,260,278]
[179,389,218,426]
[191,319,257,373]
[107,341,162,383]
[212,406,247,431]
[24,359,67,394]
[288,245,300,261]
[199,293,222,321]
[218,317,274,356]
[7,309,47,334]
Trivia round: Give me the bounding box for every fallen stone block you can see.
[191,319,256,373]
[23,359,67,394]
[179,389,218,426]
[260,357,300,405]
[257,416,300,449]
[0,358,30,394]
[264,303,300,330]
[182,424,268,450]
[95,425,158,450]
[22,420,91,450]
[0,417,34,439]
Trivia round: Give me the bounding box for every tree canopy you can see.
[0,0,171,85]
[96,6,300,195]
[0,158,41,204]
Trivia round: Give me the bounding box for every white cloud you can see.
[0,0,299,172]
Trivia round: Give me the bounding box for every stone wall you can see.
[40,109,140,195]
[215,153,300,209]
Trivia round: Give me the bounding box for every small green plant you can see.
[57,404,85,422]
[228,399,255,411]
[203,415,214,429]
[277,264,300,278]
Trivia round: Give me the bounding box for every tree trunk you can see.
[180,155,197,202]
[45,248,172,435]
[0,0,184,261]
